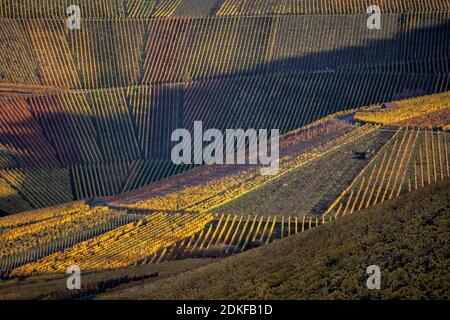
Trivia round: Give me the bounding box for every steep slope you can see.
[99,179,450,300]
[1,10,449,213]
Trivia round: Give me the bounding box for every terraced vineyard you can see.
[356,91,450,127]
[1,0,448,18]
[114,124,379,213]
[325,128,450,217]
[0,0,449,301]
[2,14,448,87]
[10,212,214,275]
[1,206,120,258]
[150,213,335,264]
[0,6,448,214]
[215,0,450,15]
[211,128,395,216]
[0,104,449,280]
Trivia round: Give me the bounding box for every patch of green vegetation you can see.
[100,179,450,300]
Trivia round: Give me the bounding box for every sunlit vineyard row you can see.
[117,124,379,214]
[0,0,183,18]
[1,12,448,213]
[11,212,214,276]
[0,118,356,270]
[355,91,450,127]
[211,128,395,216]
[280,120,354,150]
[1,72,406,168]
[3,209,340,276]
[215,0,450,16]
[151,214,334,264]
[0,0,447,18]
[1,74,448,215]
[0,14,448,87]
[0,206,125,258]
[1,127,447,276]
[71,160,194,199]
[182,72,407,133]
[0,202,86,229]
[396,107,450,129]
[0,213,147,274]
[71,161,131,200]
[325,129,450,217]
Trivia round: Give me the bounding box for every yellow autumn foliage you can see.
[121,125,378,214]
[0,206,126,258]
[355,91,450,126]
[11,213,214,276]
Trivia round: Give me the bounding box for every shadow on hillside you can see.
[0,19,449,213]
[1,19,448,160]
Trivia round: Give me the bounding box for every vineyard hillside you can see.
[98,178,450,300]
[1,1,449,18]
[0,94,449,299]
[1,8,449,213]
[355,91,450,128]
[0,0,449,302]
